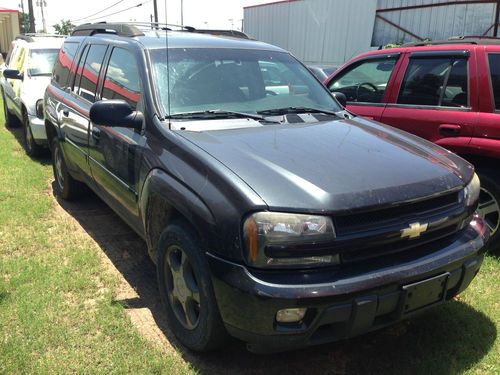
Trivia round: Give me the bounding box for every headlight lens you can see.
[464,173,480,207]
[36,99,44,119]
[243,212,337,268]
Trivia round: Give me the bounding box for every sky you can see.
[2,0,274,32]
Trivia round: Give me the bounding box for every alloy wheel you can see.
[478,187,500,236]
[163,244,201,330]
[54,145,65,192]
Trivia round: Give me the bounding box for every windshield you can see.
[150,48,341,117]
[28,49,59,76]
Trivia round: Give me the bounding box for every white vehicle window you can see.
[28,49,59,76]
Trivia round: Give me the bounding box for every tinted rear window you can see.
[52,42,79,88]
[488,54,500,110]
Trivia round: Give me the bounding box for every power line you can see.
[74,1,151,23]
[71,0,127,22]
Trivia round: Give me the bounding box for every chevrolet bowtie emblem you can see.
[401,222,429,239]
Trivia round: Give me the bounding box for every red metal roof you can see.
[0,7,18,13]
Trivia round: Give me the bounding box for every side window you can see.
[5,43,18,66]
[53,42,79,88]
[72,45,89,96]
[10,46,26,71]
[101,48,141,108]
[488,54,500,110]
[328,58,397,103]
[77,44,107,103]
[398,57,468,108]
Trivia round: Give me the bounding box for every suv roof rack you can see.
[71,21,249,39]
[71,22,146,37]
[15,33,65,42]
[403,36,500,47]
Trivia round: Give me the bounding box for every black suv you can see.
[44,23,487,353]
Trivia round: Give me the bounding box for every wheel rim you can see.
[164,244,201,330]
[478,187,500,237]
[54,145,65,191]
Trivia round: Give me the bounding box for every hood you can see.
[177,117,473,212]
[20,76,51,113]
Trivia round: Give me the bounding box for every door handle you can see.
[91,127,101,141]
[439,124,461,136]
[62,109,69,117]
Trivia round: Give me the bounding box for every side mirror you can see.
[3,69,23,80]
[332,91,347,107]
[89,99,143,129]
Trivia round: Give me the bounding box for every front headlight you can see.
[243,212,338,268]
[464,173,480,207]
[36,99,44,119]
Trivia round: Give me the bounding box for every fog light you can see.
[276,308,307,323]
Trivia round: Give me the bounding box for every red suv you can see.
[325,38,500,251]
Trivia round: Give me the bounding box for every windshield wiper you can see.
[257,107,340,117]
[168,110,281,123]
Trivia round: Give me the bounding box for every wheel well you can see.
[45,119,57,148]
[146,193,187,262]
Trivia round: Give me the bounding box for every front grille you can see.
[334,192,460,236]
[331,191,467,264]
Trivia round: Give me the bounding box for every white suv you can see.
[1,35,64,156]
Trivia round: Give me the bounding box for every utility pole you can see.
[27,0,35,33]
[153,0,158,24]
[36,0,47,33]
[180,0,183,27]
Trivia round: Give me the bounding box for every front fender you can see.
[139,168,216,262]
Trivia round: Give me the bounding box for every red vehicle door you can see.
[325,52,404,121]
[379,49,478,155]
[472,46,500,159]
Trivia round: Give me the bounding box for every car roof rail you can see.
[71,21,249,39]
[192,29,249,39]
[403,35,500,47]
[71,22,146,37]
[14,33,65,42]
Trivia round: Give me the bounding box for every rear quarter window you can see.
[488,54,500,110]
[52,42,79,89]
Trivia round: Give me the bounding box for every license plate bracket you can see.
[402,272,449,314]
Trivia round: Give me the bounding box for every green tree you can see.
[19,13,29,34]
[53,19,75,35]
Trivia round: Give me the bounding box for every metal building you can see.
[244,0,378,66]
[244,0,500,66]
[0,8,20,57]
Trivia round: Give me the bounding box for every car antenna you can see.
[164,0,171,127]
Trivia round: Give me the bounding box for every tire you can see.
[51,138,83,200]
[22,110,42,157]
[157,221,228,351]
[2,90,18,128]
[476,169,500,253]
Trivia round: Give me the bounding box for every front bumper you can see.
[208,219,488,353]
[28,114,47,144]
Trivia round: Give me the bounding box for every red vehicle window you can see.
[488,54,500,110]
[397,57,468,108]
[327,58,397,104]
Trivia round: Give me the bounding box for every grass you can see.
[0,99,194,374]
[0,95,498,374]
